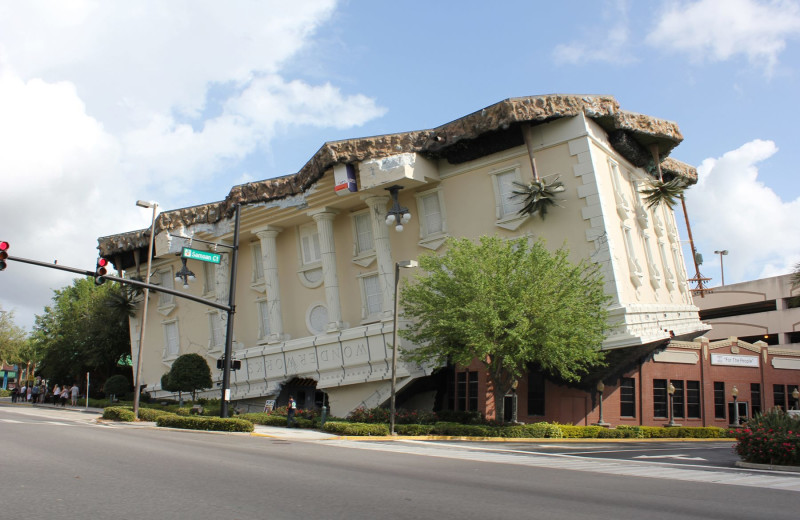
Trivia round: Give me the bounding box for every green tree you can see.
[167,353,212,401]
[31,278,134,392]
[103,374,130,400]
[791,262,800,289]
[400,236,611,422]
[0,307,28,365]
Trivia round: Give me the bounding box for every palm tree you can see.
[640,144,687,209]
[516,123,566,219]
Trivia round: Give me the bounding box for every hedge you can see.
[103,406,136,422]
[156,415,254,432]
[323,421,390,436]
[137,408,175,422]
[732,410,800,466]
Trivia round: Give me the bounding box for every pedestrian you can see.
[40,383,48,404]
[70,382,80,406]
[60,385,69,407]
[31,384,39,404]
[287,396,297,427]
[26,384,32,402]
[52,384,61,405]
[11,386,18,403]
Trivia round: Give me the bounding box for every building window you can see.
[714,382,726,419]
[527,372,546,416]
[203,262,216,296]
[489,166,527,230]
[774,384,787,410]
[751,383,761,416]
[352,211,374,257]
[359,273,382,320]
[157,268,175,307]
[620,378,635,418]
[653,379,667,418]
[414,188,448,250]
[257,300,271,341]
[299,224,321,266]
[163,321,179,359]
[251,242,264,282]
[671,380,685,419]
[208,311,224,350]
[455,371,479,411]
[307,304,328,335]
[687,381,701,419]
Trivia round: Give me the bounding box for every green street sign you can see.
[181,247,221,264]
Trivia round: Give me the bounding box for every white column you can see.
[255,226,286,342]
[309,209,343,331]
[363,195,394,319]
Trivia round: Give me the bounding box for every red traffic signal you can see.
[95,257,109,285]
[0,241,8,271]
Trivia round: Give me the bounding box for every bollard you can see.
[320,405,327,428]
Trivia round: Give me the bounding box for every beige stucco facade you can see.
[99,95,708,417]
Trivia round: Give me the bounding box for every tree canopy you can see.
[400,236,611,421]
[0,306,28,366]
[31,277,134,390]
[166,353,212,400]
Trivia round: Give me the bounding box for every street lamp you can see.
[731,385,740,427]
[793,387,799,410]
[714,250,728,286]
[385,185,411,232]
[133,199,158,419]
[594,381,609,427]
[390,259,418,435]
[667,382,676,427]
[174,257,196,289]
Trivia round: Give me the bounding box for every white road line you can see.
[1,419,24,423]
[326,440,800,492]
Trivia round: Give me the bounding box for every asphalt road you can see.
[1,405,798,520]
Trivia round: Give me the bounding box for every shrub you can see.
[0,389,12,397]
[323,421,390,436]
[430,422,499,437]
[137,407,175,421]
[434,410,484,424]
[103,375,130,398]
[396,424,435,436]
[156,415,254,432]
[347,406,390,424]
[733,409,800,466]
[103,406,136,422]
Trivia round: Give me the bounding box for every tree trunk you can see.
[494,387,506,424]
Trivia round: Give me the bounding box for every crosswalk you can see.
[326,439,800,492]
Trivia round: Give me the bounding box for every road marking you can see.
[326,439,800,492]
[633,454,707,461]
[1,419,23,423]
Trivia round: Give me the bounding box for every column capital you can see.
[362,194,390,208]
[308,207,339,221]
[252,225,283,239]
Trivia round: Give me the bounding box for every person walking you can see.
[11,386,18,403]
[31,384,40,404]
[60,385,69,407]
[52,384,61,406]
[287,396,297,427]
[70,383,80,406]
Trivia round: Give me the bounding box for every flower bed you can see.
[732,409,800,466]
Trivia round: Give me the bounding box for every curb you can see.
[735,460,800,473]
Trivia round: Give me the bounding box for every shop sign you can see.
[711,354,759,367]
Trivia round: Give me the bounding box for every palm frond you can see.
[639,178,687,209]
[512,177,565,219]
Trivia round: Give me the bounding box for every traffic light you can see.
[0,241,8,271]
[95,257,109,285]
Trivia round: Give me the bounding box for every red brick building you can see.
[452,337,800,427]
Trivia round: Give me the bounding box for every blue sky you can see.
[1,0,799,330]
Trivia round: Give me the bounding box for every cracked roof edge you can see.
[98,94,693,258]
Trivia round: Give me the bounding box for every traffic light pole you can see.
[220,204,240,418]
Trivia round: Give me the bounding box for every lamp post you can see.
[731,385,740,427]
[133,200,158,419]
[385,185,411,232]
[390,259,418,435]
[594,381,609,427]
[793,387,799,410]
[667,382,676,427]
[510,380,519,424]
[713,250,728,286]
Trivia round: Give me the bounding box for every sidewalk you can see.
[0,396,105,415]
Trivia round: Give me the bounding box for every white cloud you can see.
[647,0,800,74]
[552,0,637,65]
[0,1,388,329]
[685,139,800,284]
